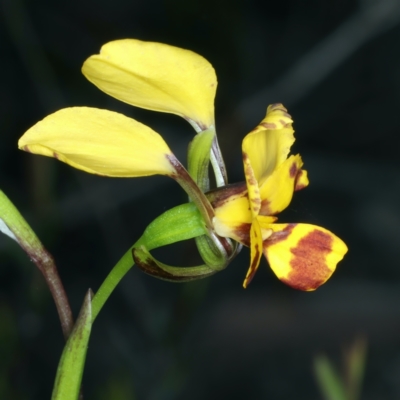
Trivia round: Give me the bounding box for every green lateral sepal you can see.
[136,202,208,250]
[132,245,217,282]
[194,234,238,271]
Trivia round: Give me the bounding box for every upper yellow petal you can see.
[18,107,176,177]
[263,223,348,291]
[242,104,295,183]
[259,154,308,215]
[82,39,217,130]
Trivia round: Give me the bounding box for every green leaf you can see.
[314,355,348,400]
[52,290,93,400]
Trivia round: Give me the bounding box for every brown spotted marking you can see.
[260,122,277,130]
[230,222,251,247]
[269,103,283,110]
[289,161,298,178]
[207,182,247,208]
[260,198,273,216]
[294,170,307,191]
[244,228,262,286]
[264,224,296,247]
[243,153,261,213]
[23,145,32,153]
[242,153,257,187]
[283,229,333,291]
[53,152,60,160]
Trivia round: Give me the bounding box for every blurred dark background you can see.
[1,0,400,398]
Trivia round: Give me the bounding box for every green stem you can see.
[91,245,136,321]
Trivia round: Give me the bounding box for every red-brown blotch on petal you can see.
[282,229,332,291]
[294,169,309,191]
[262,223,347,291]
[289,161,298,178]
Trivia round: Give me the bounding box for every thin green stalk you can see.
[91,245,136,321]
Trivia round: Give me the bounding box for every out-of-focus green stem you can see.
[91,245,136,321]
[0,190,74,340]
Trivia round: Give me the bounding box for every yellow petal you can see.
[18,107,176,177]
[259,154,308,215]
[242,104,295,183]
[263,223,348,291]
[294,168,309,191]
[82,39,217,130]
[258,215,277,230]
[243,218,263,288]
[211,184,252,245]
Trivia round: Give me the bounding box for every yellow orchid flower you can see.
[212,104,347,290]
[19,39,217,176]
[18,39,347,291]
[18,40,219,229]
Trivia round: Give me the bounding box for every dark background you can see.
[1,0,400,398]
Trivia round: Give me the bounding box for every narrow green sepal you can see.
[195,234,238,271]
[187,128,215,192]
[136,202,207,251]
[132,245,217,282]
[51,290,93,400]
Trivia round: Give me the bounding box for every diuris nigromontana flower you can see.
[18,39,347,291]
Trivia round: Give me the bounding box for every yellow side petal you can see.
[259,154,308,215]
[294,169,309,191]
[212,188,252,245]
[258,215,277,230]
[263,223,348,291]
[18,107,176,177]
[242,104,295,183]
[243,218,263,288]
[82,39,217,130]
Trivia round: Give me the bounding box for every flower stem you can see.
[36,249,74,340]
[91,246,135,321]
